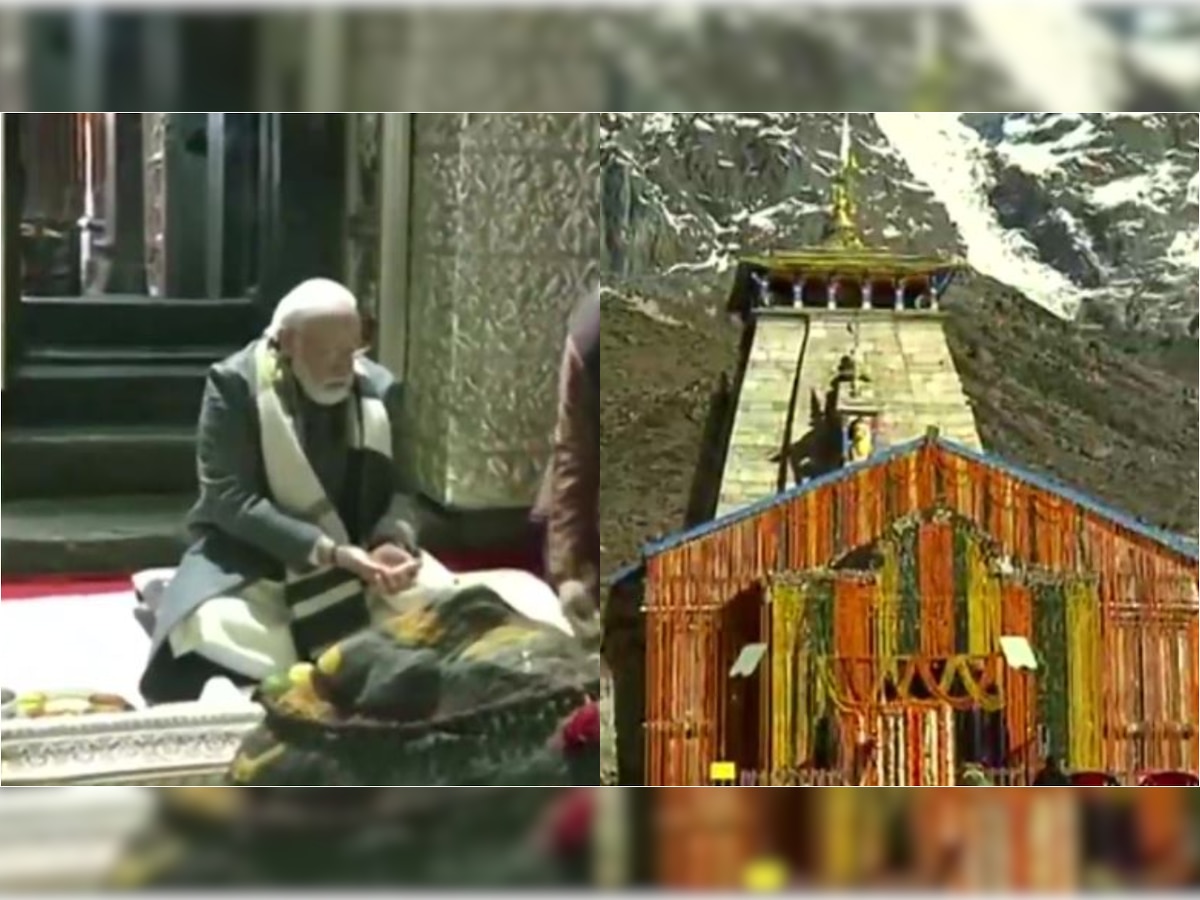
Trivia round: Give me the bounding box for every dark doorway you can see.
[2,112,348,498]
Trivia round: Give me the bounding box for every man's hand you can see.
[333,545,389,587]
[370,543,422,594]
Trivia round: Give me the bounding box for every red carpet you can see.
[1,546,543,602]
[1,574,133,600]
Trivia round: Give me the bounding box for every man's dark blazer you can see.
[139,340,414,704]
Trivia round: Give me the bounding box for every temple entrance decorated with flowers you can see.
[625,432,1198,786]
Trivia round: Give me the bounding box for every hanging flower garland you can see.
[816,653,1005,713]
[829,506,1013,578]
[1031,580,1071,760]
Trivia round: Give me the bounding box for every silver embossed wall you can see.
[401,114,599,509]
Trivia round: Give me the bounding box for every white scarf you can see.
[254,338,392,554]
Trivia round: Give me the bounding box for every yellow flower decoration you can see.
[385,606,445,646]
[459,624,541,662]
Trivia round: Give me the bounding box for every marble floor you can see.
[0,591,151,708]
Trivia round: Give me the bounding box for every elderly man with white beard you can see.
[139,278,425,703]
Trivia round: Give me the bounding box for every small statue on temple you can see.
[836,353,871,401]
[847,417,874,463]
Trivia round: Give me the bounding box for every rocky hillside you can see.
[963,113,1199,331]
[602,112,1198,333]
[600,112,1199,578]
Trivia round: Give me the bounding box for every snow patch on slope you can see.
[998,115,1099,176]
[1167,168,1198,272]
[1091,160,1182,212]
[1167,229,1199,270]
[875,112,1083,320]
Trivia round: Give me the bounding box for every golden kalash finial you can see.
[826,114,864,249]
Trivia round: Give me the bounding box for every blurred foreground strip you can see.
[0,787,154,889]
[0,787,596,889]
[651,788,1200,890]
[3,8,1196,111]
[108,787,592,887]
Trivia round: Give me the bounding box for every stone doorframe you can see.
[344,113,413,382]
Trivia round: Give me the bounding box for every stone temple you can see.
[604,115,1199,793]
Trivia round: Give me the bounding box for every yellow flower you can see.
[316,644,343,676]
[385,606,445,646]
[288,662,315,689]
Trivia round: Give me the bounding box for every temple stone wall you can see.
[717,315,809,514]
[397,114,600,509]
[718,310,981,515]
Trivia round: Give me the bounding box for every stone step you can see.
[0,495,192,576]
[19,296,262,350]
[3,362,210,427]
[1,426,197,501]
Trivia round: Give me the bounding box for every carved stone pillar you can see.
[402,114,599,509]
[344,113,383,329]
[753,273,770,308]
[102,113,148,295]
[142,113,167,297]
[162,113,209,298]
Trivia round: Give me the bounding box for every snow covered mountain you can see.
[601,112,1199,334]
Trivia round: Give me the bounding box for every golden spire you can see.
[826,114,864,249]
